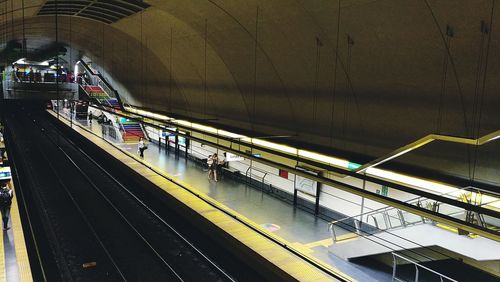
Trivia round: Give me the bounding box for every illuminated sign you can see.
[0,167,11,180]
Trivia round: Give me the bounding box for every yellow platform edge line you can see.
[0,208,5,282]
[304,238,335,249]
[49,110,356,282]
[10,182,34,282]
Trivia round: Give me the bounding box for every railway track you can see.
[5,105,238,281]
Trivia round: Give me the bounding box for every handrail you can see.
[78,60,124,110]
[355,130,500,174]
[330,182,487,228]
[392,252,458,282]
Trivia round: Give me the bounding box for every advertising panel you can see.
[294,166,318,196]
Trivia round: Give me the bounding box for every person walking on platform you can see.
[137,137,146,158]
[0,182,13,231]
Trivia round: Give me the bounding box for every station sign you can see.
[226,152,244,162]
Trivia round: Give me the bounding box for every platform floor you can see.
[63,113,393,282]
[0,181,33,282]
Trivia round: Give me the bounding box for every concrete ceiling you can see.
[2,0,500,189]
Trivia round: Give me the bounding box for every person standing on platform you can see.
[29,67,34,83]
[138,137,146,158]
[88,110,93,125]
[0,182,13,231]
[212,153,220,182]
[207,154,214,180]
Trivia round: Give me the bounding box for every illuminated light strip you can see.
[366,167,456,195]
[218,130,246,139]
[365,168,500,210]
[190,123,218,134]
[122,107,500,210]
[298,150,350,169]
[252,139,298,155]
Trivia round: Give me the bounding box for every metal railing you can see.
[328,183,500,244]
[392,252,458,282]
[245,166,269,189]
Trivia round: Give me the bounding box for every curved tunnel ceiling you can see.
[2,0,500,189]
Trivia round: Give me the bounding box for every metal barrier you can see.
[392,252,458,282]
[245,166,268,189]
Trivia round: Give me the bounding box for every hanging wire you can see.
[69,16,72,73]
[10,0,13,42]
[424,0,469,138]
[169,26,173,112]
[312,37,322,123]
[21,0,25,58]
[471,0,496,182]
[469,21,487,181]
[342,34,354,149]
[471,21,487,134]
[140,10,144,101]
[3,0,6,51]
[252,6,259,131]
[204,19,208,120]
[55,0,60,143]
[329,0,341,148]
[436,27,452,134]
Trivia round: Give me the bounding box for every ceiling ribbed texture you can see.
[37,0,149,24]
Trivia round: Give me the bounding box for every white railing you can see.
[392,252,458,282]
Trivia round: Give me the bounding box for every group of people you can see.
[133,137,224,181]
[13,67,40,83]
[207,153,224,181]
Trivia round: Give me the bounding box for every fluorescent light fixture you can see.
[299,150,350,168]
[366,167,457,195]
[252,139,297,155]
[190,123,218,134]
[14,58,27,65]
[175,120,192,127]
[218,130,245,139]
[74,64,79,82]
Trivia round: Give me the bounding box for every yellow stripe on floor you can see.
[304,237,334,249]
[0,214,5,282]
[49,110,356,282]
[10,182,33,282]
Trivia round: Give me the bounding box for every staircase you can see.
[107,98,121,109]
[84,85,108,101]
[121,121,145,142]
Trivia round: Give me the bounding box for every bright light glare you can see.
[190,123,218,134]
[299,150,350,168]
[14,58,27,65]
[218,130,245,139]
[251,139,297,155]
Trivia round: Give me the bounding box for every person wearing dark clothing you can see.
[88,111,93,124]
[29,67,34,83]
[0,183,13,230]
